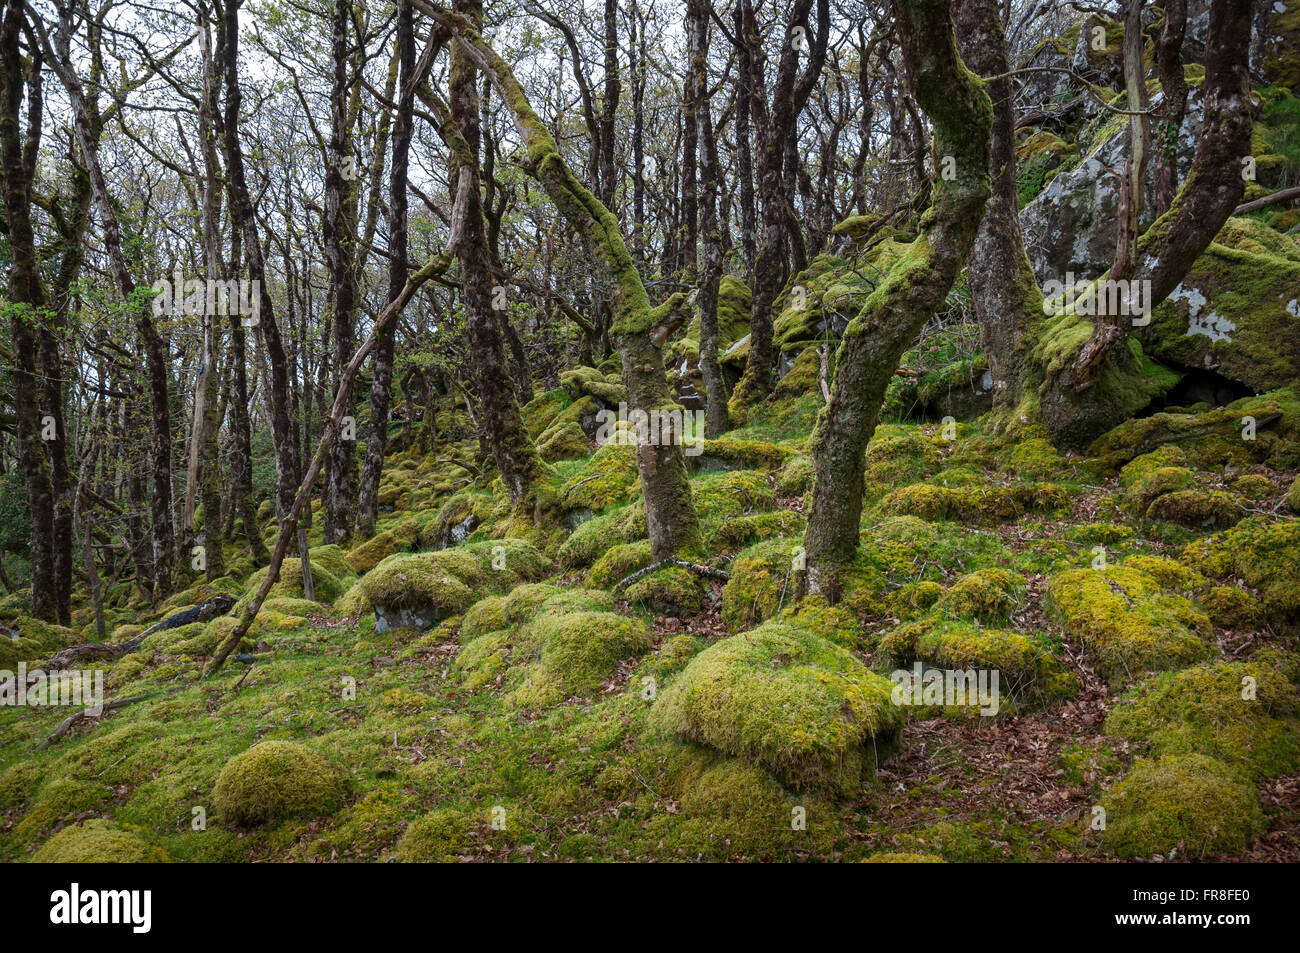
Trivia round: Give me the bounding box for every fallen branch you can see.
[612,557,731,595]
[1233,185,1300,216]
[40,595,236,671]
[37,686,184,750]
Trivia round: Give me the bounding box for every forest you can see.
[0,0,1297,867]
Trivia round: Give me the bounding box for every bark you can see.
[734,1,757,273]
[690,0,730,437]
[358,0,418,538]
[731,0,829,412]
[324,0,359,545]
[0,0,58,621]
[803,0,992,587]
[221,0,301,530]
[416,2,700,560]
[443,0,546,510]
[1153,0,1188,215]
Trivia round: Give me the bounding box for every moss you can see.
[1233,474,1275,501]
[705,510,805,552]
[1289,475,1300,514]
[645,634,703,678]
[1064,522,1134,546]
[1198,585,1257,629]
[1121,554,1205,592]
[1105,661,1300,778]
[1119,445,1188,488]
[521,387,572,438]
[499,582,613,620]
[778,597,866,650]
[308,544,356,583]
[537,420,590,461]
[888,580,943,620]
[587,540,654,589]
[32,820,170,863]
[651,621,902,795]
[1145,489,1243,529]
[879,617,1077,707]
[346,519,420,575]
[557,507,644,568]
[692,438,792,471]
[452,630,512,690]
[776,455,814,496]
[16,778,113,841]
[692,468,776,523]
[212,740,348,827]
[0,616,77,668]
[936,568,1021,624]
[394,807,474,862]
[461,596,507,641]
[513,611,653,705]
[242,558,344,604]
[1099,754,1263,859]
[1045,566,1213,685]
[350,552,474,624]
[0,760,44,811]
[875,482,1071,523]
[1123,466,1195,517]
[720,537,803,630]
[1181,516,1300,630]
[623,567,703,618]
[559,441,639,512]
[863,851,946,863]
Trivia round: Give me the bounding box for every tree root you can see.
[612,557,731,595]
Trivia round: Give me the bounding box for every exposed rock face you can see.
[1019,95,1204,286]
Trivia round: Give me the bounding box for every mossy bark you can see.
[422,3,700,560]
[803,0,992,587]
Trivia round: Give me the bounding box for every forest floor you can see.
[3,381,1299,863]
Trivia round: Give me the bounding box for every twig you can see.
[612,558,731,595]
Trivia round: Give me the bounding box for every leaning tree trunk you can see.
[803,0,992,590]
[418,1,701,560]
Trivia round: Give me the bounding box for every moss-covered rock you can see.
[1123,466,1195,517]
[623,567,704,618]
[652,622,902,795]
[1105,661,1300,778]
[587,540,654,589]
[1099,754,1263,859]
[1045,566,1213,685]
[346,519,420,574]
[212,740,348,827]
[537,420,591,461]
[1181,516,1300,632]
[394,807,473,862]
[936,569,1022,624]
[720,537,803,630]
[875,482,1071,523]
[0,616,77,668]
[556,507,645,569]
[513,611,653,705]
[1144,489,1243,529]
[242,558,343,604]
[31,820,170,863]
[559,441,640,513]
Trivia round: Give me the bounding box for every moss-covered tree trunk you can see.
[803,0,992,589]
[690,0,730,438]
[419,2,700,560]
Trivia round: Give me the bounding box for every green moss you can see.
[1106,661,1300,778]
[1045,566,1213,685]
[879,617,1077,707]
[557,507,645,569]
[705,510,805,552]
[461,596,507,641]
[1123,466,1195,517]
[1065,522,1135,546]
[778,597,866,650]
[16,777,113,841]
[1121,554,1205,591]
[863,851,946,863]
[559,441,639,512]
[1233,474,1275,501]
[346,519,420,574]
[692,468,776,523]
[936,569,1022,623]
[888,580,943,620]
[521,387,572,438]
[242,558,344,604]
[776,455,814,496]
[1119,445,1188,487]
[537,420,590,461]
[513,611,653,705]
[720,537,803,630]
[0,616,77,668]
[1198,585,1257,629]
[875,482,1071,523]
[350,552,474,622]
[394,807,474,862]
[1100,754,1263,859]
[587,540,654,589]
[1181,516,1300,631]
[652,621,902,795]
[212,740,348,827]
[32,819,170,863]
[1145,489,1243,529]
[623,567,703,617]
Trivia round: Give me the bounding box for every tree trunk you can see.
[803,0,992,588]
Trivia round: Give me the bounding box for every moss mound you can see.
[394,808,473,862]
[559,441,639,512]
[623,567,704,617]
[652,622,902,795]
[1100,754,1263,859]
[243,558,344,604]
[1105,661,1300,778]
[513,611,653,705]
[936,568,1022,623]
[212,740,348,826]
[1045,566,1213,685]
[32,820,170,863]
